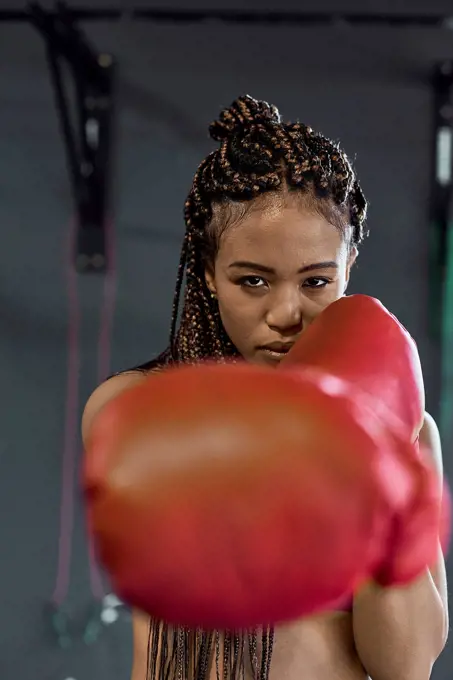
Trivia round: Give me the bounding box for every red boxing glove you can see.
[84,363,400,629]
[281,294,448,585]
[280,295,425,443]
[364,429,446,586]
[372,433,450,586]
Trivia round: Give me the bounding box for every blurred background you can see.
[0,1,452,678]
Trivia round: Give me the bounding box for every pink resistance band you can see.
[50,217,118,647]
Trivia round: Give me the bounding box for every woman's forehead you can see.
[217,204,345,261]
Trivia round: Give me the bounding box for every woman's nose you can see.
[265,292,304,336]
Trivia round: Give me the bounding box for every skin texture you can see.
[82,198,447,680]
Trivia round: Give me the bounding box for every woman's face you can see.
[205,200,356,367]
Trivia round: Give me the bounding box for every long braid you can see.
[145,95,368,680]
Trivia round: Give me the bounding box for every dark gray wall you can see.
[0,1,452,678]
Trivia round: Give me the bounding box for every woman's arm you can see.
[131,610,151,680]
[419,412,449,618]
[82,371,152,680]
[352,412,448,680]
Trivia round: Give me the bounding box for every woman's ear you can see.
[346,246,358,278]
[343,246,358,294]
[347,246,358,271]
[204,266,217,297]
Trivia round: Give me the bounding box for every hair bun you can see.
[209,95,282,142]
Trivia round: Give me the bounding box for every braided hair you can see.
[145,95,368,680]
[147,94,367,370]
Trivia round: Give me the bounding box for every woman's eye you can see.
[303,277,330,289]
[239,276,267,288]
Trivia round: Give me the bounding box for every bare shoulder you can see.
[131,609,151,680]
[82,371,149,445]
[420,412,443,477]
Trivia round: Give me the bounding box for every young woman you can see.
[82,95,448,680]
